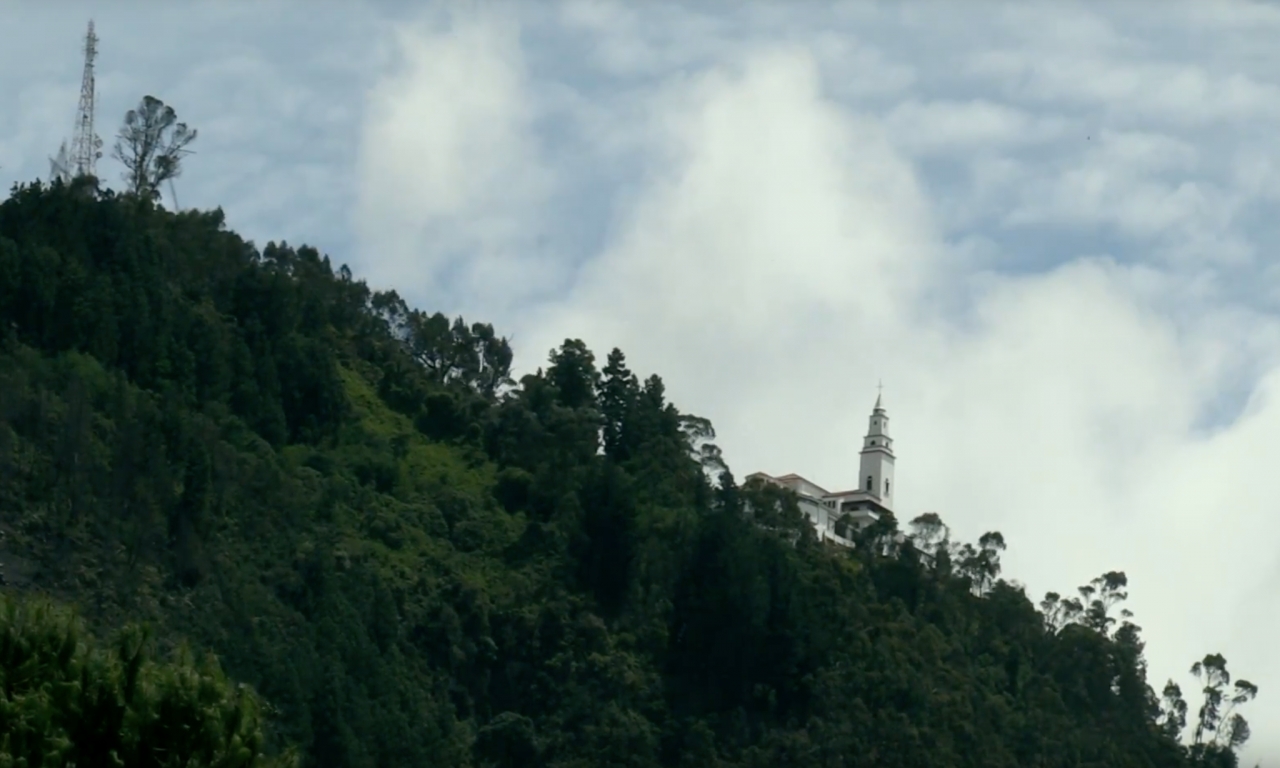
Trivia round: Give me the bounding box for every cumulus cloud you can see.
[1004,130,1218,234]
[970,8,1280,128]
[503,28,1280,763]
[996,132,1260,275]
[354,7,553,314]
[558,0,729,78]
[20,0,1261,761]
[523,48,938,397]
[883,99,1066,156]
[518,40,1209,580]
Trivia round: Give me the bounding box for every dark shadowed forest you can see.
[0,176,1259,766]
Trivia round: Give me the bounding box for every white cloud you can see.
[807,31,917,99]
[1179,0,1280,29]
[984,129,1258,269]
[558,0,703,78]
[17,1,1280,762]
[1123,366,1280,709]
[970,42,1280,127]
[523,47,937,385]
[508,34,1280,763]
[354,8,553,313]
[330,4,1280,762]
[883,98,1066,156]
[1010,171,1213,237]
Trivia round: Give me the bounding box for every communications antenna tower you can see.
[50,21,102,183]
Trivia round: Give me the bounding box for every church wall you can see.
[858,452,896,512]
[792,478,829,499]
[797,496,828,532]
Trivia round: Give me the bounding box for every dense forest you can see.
[0,175,1261,766]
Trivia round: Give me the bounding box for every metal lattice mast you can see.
[69,20,102,178]
[49,140,70,183]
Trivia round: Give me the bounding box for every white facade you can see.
[857,394,895,510]
[747,394,897,548]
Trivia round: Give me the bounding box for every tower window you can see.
[885,479,890,495]
[865,475,872,492]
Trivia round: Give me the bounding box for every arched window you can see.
[885,479,890,495]
[865,475,872,492]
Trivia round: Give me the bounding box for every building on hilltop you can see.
[747,392,895,547]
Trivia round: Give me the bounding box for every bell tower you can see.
[857,385,895,511]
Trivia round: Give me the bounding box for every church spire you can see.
[858,388,895,509]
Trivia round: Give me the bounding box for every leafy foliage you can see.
[0,179,1258,766]
[0,594,297,767]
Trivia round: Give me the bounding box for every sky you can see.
[3,0,1280,760]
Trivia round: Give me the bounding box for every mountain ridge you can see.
[0,177,1254,767]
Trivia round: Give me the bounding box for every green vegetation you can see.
[0,176,1258,766]
[0,594,297,767]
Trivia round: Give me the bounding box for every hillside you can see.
[0,177,1255,767]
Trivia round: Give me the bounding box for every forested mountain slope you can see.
[0,178,1254,767]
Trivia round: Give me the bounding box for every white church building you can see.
[746,393,895,547]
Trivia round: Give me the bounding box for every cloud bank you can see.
[355,7,555,317]
[7,0,1280,762]
[353,4,1280,763]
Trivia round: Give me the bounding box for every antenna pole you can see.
[49,21,100,183]
[69,20,101,179]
